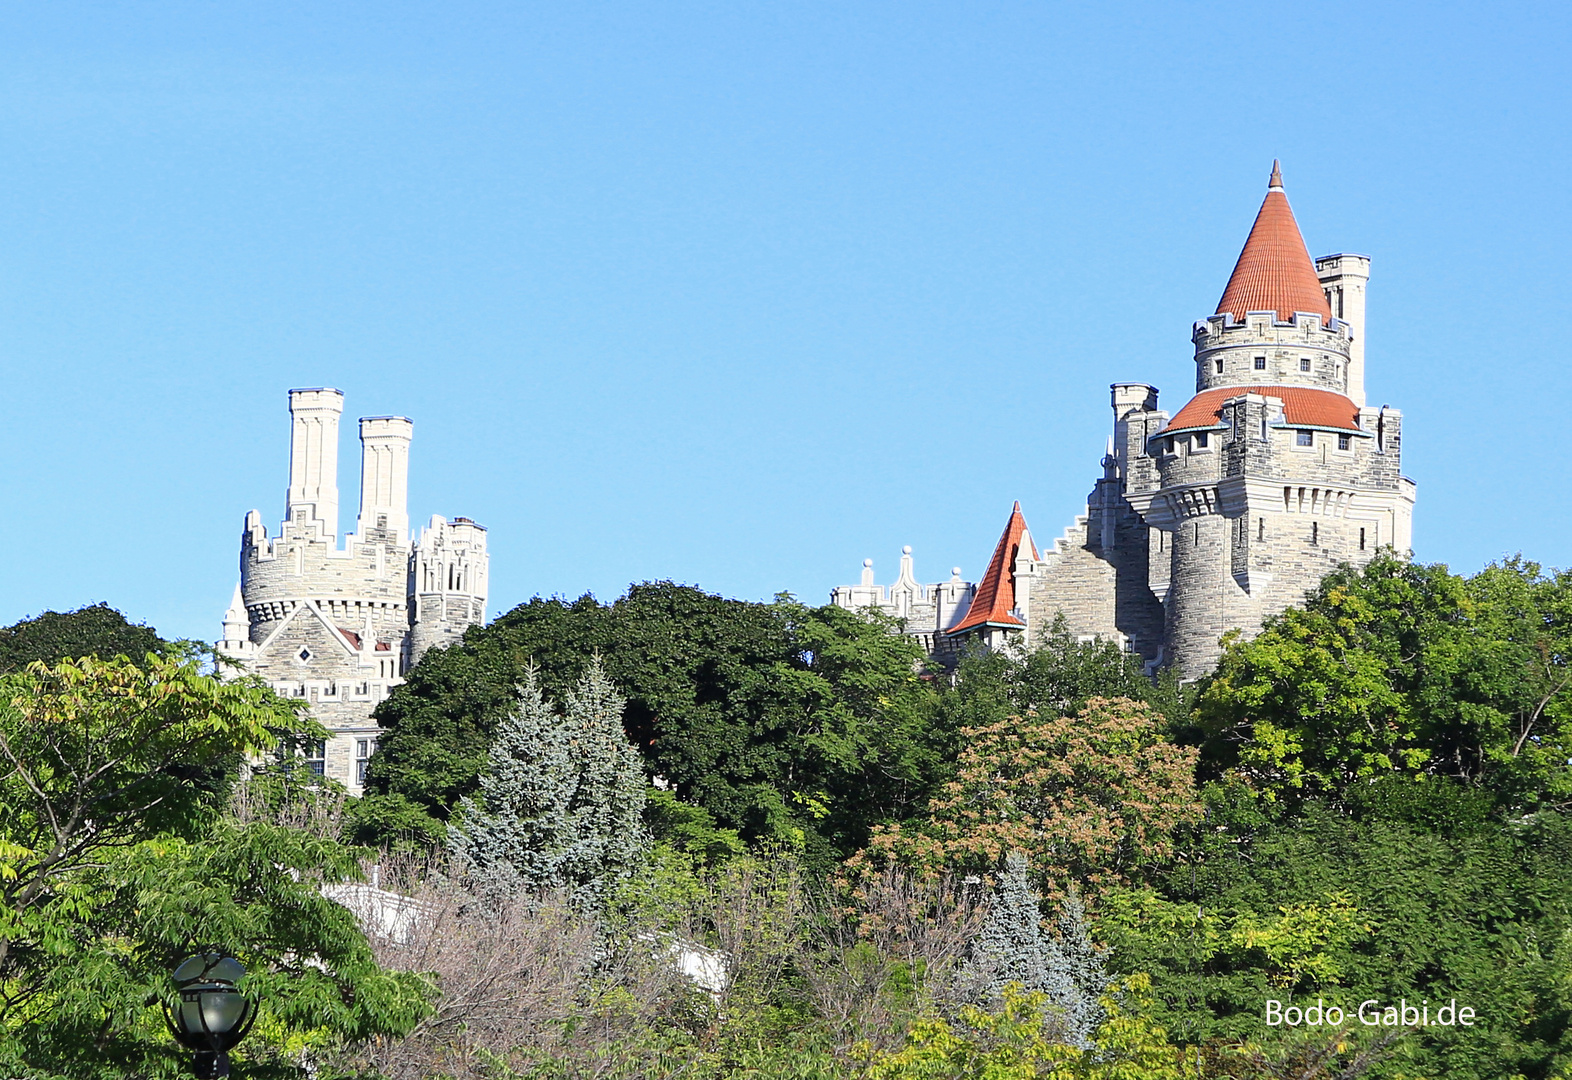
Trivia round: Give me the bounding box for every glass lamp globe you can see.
[164,952,257,1079]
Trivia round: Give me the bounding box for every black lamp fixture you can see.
[163,951,257,1079]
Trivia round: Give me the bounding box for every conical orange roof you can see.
[1215,161,1331,324]
[947,502,1037,636]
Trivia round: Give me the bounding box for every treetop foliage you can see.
[358,582,950,867]
[0,602,169,674]
[0,653,429,1077]
[1198,552,1572,811]
[850,698,1202,901]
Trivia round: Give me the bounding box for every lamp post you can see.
[164,951,257,1079]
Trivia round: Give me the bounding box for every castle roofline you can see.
[1160,385,1364,437]
[1215,162,1332,324]
[946,502,1036,636]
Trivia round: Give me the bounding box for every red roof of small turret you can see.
[1164,385,1362,433]
[947,502,1037,636]
[1215,161,1332,324]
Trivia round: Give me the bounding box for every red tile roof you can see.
[337,627,362,649]
[1165,385,1362,433]
[947,502,1037,636]
[1215,162,1332,324]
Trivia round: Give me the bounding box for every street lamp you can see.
[164,952,257,1079]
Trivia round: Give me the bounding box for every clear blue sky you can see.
[1,1,1567,642]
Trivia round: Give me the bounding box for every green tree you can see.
[358,583,946,867]
[0,603,167,674]
[0,655,431,1076]
[1197,553,1572,810]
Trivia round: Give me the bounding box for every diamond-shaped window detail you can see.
[298,648,312,662]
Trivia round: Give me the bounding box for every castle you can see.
[834,163,1416,678]
[217,389,489,793]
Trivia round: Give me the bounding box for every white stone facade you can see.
[830,547,975,660]
[218,388,489,794]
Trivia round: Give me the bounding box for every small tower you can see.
[1123,162,1416,678]
[408,514,490,664]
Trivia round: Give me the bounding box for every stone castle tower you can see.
[218,388,489,793]
[834,163,1415,678]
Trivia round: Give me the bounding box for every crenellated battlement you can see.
[1192,312,1354,397]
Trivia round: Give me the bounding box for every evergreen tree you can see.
[448,670,576,893]
[965,852,1071,1014]
[558,657,651,905]
[448,661,651,907]
[1053,883,1107,1048]
[965,852,1108,1049]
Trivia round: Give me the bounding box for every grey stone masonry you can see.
[831,169,1415,682]
[218,389,491,794]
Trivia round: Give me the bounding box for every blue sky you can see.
[1,1,1568,642]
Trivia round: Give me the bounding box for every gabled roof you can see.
[946,502,1037,636]
[1215,161,1332,324]
[1164,385,1362,434]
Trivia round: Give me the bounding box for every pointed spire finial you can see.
[1269,159,1283,190]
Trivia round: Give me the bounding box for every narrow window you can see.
[355,739,376,785]
[1194,432,1208,449]
[1311,521,1319,546]
[1338,433,1351,450]
[1214,359,1223,374]
[1194,522,1200,544]
[1300,357,1312,372]
[1257,518,1265,541]
[1359,527,1366,551]
[1260,417,1269,441]
[304,739,326,777]
[1254,355,1267,370]
[1296,429,1314,447]
[1164,436,1174,454]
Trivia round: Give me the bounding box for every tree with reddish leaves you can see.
[849,697,1202,902]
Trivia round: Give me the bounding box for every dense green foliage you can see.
[355,583,950,867]
[12,554,1572,1077]
[1198,553,1572,810]
[0,647,431,1077]
[0,602,169,673]
[1106,553,1572,1080]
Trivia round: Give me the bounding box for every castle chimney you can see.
[286,388,344,538]
[357,416,413,545]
